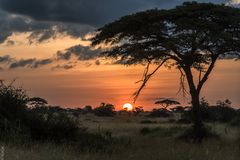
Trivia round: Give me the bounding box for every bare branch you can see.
[133,58,169,103]
[197,54,219,92]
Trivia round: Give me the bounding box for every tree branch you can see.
[197,54,219,93]
[133,58,169,103]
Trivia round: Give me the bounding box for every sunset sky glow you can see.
[0,0,239,110]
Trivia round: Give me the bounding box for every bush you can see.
[93,103,115,117]
[23,111,81,143]
[0,82,28,121]
[181,106,238,123]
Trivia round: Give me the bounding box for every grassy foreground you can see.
[2,115,240,160]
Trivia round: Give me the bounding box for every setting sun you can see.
[123,103,133,111]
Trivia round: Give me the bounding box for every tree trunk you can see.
[190,90,204,142]
[184,66,204,142]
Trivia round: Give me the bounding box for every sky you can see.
[0,0,240,110]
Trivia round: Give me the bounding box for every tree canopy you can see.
[155,99,180,109]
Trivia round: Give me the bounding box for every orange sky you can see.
[1,34,240,110]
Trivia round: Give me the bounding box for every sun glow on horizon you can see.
[123,103,133,111]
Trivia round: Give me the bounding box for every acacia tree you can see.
[155,99,180,109]
[92,2,240,141]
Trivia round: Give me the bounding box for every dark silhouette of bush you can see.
[0,81,28,121]
[181,99,238,123]
[133,106,144,116]
[27,97,48,108]
[82,105,93,114]
[148,108,171,118]
[93,103,115,117]
[23,111,81,143]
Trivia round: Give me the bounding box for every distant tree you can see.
[155,99,180,109]
[93,103,115,117]
[27,97,48,108]
[83,105,93,113]
[92,2,240,141]
[200,97,209,108]
[170,106,186,113]
[216,99,232,108]
[133,106,144,116]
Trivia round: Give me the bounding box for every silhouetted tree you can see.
[216,99,232,108]
[133,106,144,116]
[83,105,93,113]
[155,98,180,109]
[27,97,48,108]
[92,2,240,142]
[200,97,209,108]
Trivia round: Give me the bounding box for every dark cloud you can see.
[57,45,101,61]
[0,0,230,44]
[0,0,227,27]
[31,59,53,68]
[9,58,52,69]
[9,58,35,69]
[52,63,77,70]
[0,55,11,63]
[0,9,94,44]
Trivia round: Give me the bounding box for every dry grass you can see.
[2,114,240,160]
